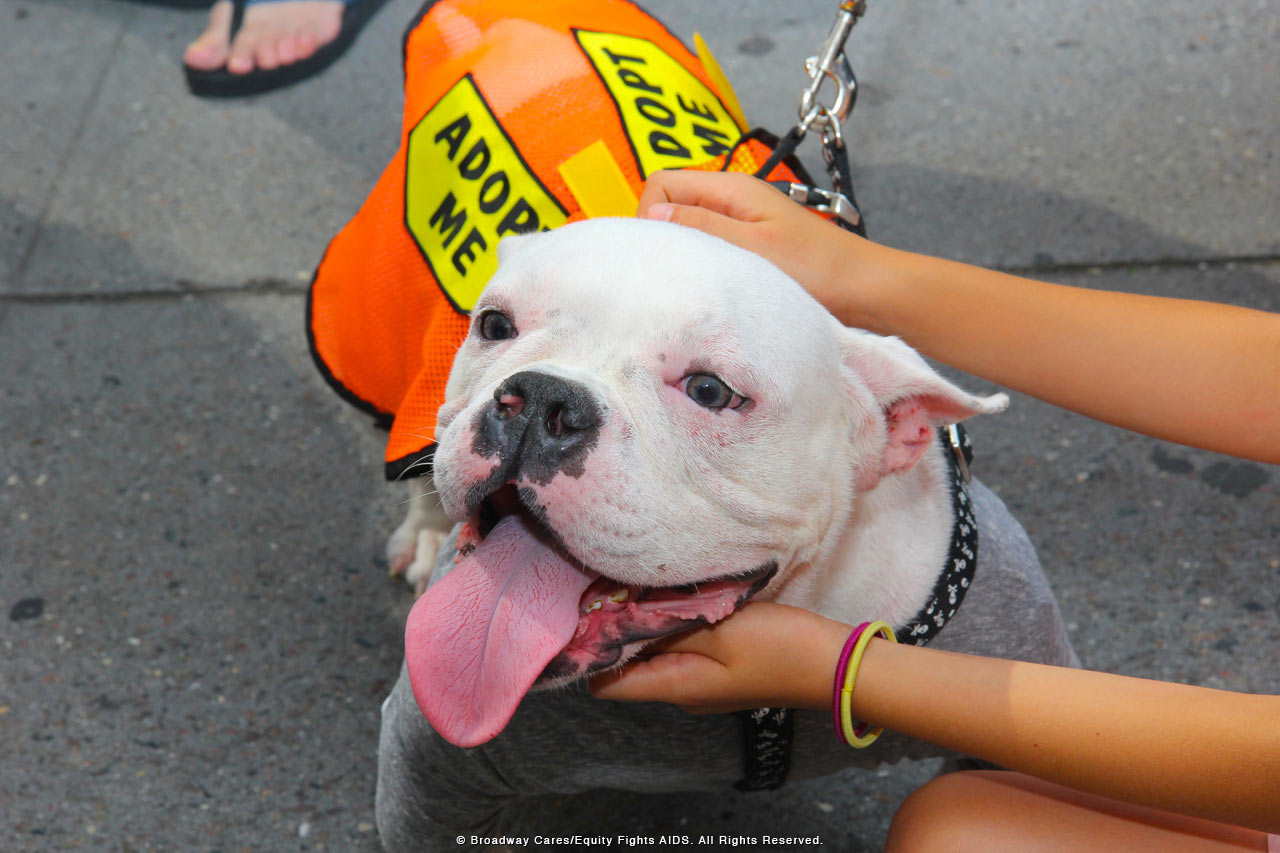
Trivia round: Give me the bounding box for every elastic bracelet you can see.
[832,623,871,740]
[836,620,897,748]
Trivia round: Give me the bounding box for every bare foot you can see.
[183,0,344,75]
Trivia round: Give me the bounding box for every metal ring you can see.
[798,57,852,128]
[798,104,829,136]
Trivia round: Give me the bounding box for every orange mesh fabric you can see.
[308,0,813,478]
[685,134,833,197]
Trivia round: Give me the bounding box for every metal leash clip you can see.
[767,0,867,233]
[770,181,862,229]
[797,1,864,142]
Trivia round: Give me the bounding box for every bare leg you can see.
[886,771,1268,853]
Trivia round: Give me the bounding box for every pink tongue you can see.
[404,514,596,747]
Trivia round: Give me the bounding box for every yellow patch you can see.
[405,74,568,313]
[575,30,742,177]
[557,140,639,219]
[693,32,750,133]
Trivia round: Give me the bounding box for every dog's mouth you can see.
[404,482,775,748]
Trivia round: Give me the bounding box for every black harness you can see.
[734,426,978,791]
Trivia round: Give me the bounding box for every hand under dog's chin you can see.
[403,475,779,747]
[530,640,649,692]
[529,560,778,689]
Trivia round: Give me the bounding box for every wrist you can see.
[824,235,912,334]
[794,614,857,710]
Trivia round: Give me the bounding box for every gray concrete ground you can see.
[1,0,1275,849]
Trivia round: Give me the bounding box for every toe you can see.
[225,38,255,75]
[214,2,346,77]
[274,31,301,66]
[310,5,342,46]
[254,37,281,72]
[293,28,319,60]
[182,0,234,70]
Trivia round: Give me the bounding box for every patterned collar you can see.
[735,425,979,791]
[897,424,977,645]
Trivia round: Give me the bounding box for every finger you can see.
[588,652,719,701]
[643,201,757,249]
[624,621,732,661]
[591,656,762,716]
[638,170,772,223]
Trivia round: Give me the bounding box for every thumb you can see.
[588,651,720,702]
[644,201,751,248]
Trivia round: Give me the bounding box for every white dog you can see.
[375,218,1075,848]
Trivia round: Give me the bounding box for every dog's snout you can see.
[494,371,600,433]
[476,371,601,481]
[495,392,524,419]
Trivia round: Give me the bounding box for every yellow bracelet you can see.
[838,620,896,748]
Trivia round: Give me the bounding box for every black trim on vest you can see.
[305,247,396,431]
[400,0,438,86]
[385,443,437,482]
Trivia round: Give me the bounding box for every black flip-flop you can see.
[184,0,390,98]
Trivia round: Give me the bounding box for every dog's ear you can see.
[839,327,1008,483]
[495,231,538,265]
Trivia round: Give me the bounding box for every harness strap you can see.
[752,127,805,186]
[731,707,795,792]
[821,134,865,237]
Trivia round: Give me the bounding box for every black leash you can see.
[754,0,867,238]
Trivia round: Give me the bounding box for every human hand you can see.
[588,602,852,714]
[637,170,894,332]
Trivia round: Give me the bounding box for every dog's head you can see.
[408,218,1006,746]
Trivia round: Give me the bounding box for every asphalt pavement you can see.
[1,0,1276,850]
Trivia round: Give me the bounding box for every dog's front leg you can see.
[386,487,452,595]
[377,667,521,851]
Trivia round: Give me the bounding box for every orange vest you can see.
[308,0,820,479]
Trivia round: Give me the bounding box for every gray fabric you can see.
[375,479,1076,850]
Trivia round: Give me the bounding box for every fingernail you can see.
[646,202,675,222]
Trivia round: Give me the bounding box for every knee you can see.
[886,771,1005,852]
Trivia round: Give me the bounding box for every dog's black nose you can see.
[476,370,602,481]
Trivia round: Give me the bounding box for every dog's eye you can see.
[477,310,517,341]
[683,373,744,410]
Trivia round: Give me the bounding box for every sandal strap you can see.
[228,0,247,40]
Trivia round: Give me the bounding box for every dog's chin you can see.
[530,641,649,693]
[466,483,778,688]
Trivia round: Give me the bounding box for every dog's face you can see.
[408,218,1005,747]
[438,219,859,585]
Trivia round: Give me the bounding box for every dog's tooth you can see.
[585,600,603,612]
[608,589,630,603]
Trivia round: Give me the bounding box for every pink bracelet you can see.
[832,623,872,740]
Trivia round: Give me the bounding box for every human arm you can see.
[589,602,1280,834]
[637,170,1280,463]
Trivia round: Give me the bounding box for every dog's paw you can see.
[404,527,448,596]
[387,489,453,595]
[385,513,422,578]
